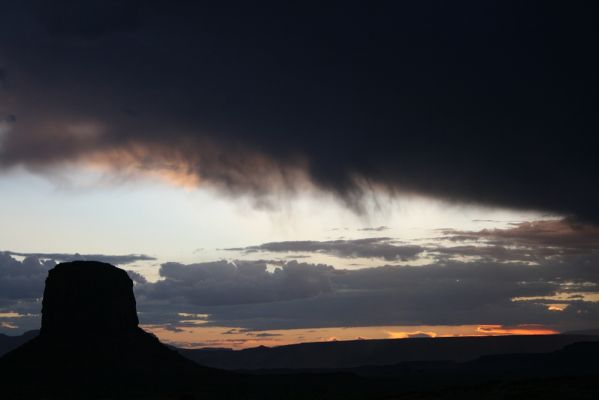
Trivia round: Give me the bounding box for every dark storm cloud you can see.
[3,251,155,265]
[228,237,423,261]
[1,1,598,219]
[34,0,141,38]
[0,67,7,90]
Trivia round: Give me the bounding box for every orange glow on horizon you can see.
[547,304,568,312]
[475,325,558,336]
[385,330,438,339]
[142,323,561,350]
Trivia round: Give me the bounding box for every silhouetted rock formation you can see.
[0,330,38,358]
[0,261,232,399]
[41,262,139,337]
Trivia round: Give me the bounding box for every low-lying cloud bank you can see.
[133,256,598,332]
[2,219,597,335]
[138,261,333,306]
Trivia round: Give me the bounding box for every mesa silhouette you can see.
[0,261,234,398]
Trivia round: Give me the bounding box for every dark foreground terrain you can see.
[179,333,599,370]
[3,338,599,399]
[1,261,598,399]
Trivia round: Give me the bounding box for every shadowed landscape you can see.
[2,261,599,399]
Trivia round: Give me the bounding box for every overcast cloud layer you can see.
[1,1,598,220]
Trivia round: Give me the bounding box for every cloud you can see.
[0,253,54,332]
[135,260,333,307]
[34,1,141,38]
[160,337,279,349]
[0,67,7,90]
[125,269,147,284]
[226,219,599,264]
[187,264,598,332]
[358,226,390,232]
[3,227,599,336]
[132,248,599,332]
[228,238,423,261]
[0,2,598,220]
[132,221,596,332]
[442,219,599,251]
[430,219,599,263]
[248,332,282,338]
[3,251,155,265]
[0,253,53,304]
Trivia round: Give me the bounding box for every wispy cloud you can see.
[3,251,155,265]
[357,226,390,232]
[226,238,423,261]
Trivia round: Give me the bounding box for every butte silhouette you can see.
[0,261,234,399]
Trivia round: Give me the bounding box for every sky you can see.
[1,1,598,349]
